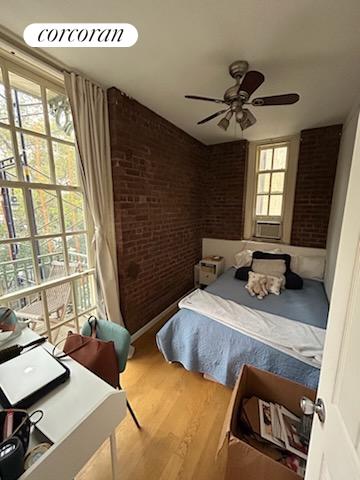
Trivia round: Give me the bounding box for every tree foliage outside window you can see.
[0,58,91,306]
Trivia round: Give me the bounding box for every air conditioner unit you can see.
[255,221,282,240]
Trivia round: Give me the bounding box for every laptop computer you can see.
[0,346,70,408]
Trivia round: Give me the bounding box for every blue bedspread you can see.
[206,268,328,328]
[156,268,329,389]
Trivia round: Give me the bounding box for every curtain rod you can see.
[0,25,105,88]
[0,26,68,77]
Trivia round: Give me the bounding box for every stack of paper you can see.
[258,399,308,475]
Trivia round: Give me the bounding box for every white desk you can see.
[4,328,126,480]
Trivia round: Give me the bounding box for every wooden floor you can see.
[77,315,232,480]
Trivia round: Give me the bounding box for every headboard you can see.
[202,238,327,282]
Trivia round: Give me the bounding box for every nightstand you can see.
[199,256,225,286]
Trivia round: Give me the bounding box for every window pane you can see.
[271,172,285,193]
[257,173,270,194]
[269,195,283,216]
[256,195,269,216]
[0,241,34,295]
[0,69,9,124]
[31,189,60,235]
[53,142,78,186]
[9,72,45,134]
[75,274,95,313]
[0,188,28,238]
[259,148,272,171]
[62,191,85,232]
[67,233,89,270]
[37,237,65,282]
[47,90,74,141]
[0,127,17,181]
[17,133,51,184]
[273,146,287,170]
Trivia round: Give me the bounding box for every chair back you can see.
[81,318,131,374]
[48,260,77,279]
[46,261,77,311]
[48,260,66,279]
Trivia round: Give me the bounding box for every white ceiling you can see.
[2,0,360,144]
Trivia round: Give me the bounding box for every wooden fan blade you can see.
[185,95,225,104]
[251,93,300,106]
[239,71,265,97]
[197,109,230,125]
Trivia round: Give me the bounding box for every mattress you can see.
[156,268,329,389]
[206,267,328,328]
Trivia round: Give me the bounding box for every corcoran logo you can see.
[24,23,138,48]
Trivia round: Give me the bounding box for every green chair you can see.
[81,318,141,429]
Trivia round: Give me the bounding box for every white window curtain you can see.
[64,72,123,326]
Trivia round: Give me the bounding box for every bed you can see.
[156,267,329,390]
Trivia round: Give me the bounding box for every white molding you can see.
[0,27,103,88]
[130,289,193,342]
[0,28,64,82]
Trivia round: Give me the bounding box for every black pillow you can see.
[234,266,251,281]
[285,271,303,289]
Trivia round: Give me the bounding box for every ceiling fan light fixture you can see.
[217,111,233,131]
[217,117,229,131]
[185,60,300,131]
[238,109,256,130]
[235,109,244,122]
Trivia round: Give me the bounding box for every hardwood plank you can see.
[77,317,232,480]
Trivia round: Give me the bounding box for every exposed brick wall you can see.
[291,125,342,248]
[108,88,207,334]
[108,85,341,332]
[203,141,248,240]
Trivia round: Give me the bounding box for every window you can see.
[244,136,299,243]
[0,55,96,342]
[255,144,287,218]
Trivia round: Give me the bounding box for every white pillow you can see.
[252,259,286,277]
[234,250,253,268]
[291,255,325,280]
[234,248,282,269]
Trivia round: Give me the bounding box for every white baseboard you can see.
[130,289,193,343]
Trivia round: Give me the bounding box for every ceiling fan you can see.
[185,60,300,131]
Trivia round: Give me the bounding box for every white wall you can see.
[325,107,360,298]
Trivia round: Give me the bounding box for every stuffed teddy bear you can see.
[265,274,285,295]
[245,272,269,299]
[245,272,285,299]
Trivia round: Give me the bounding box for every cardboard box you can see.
[218,365,316,480]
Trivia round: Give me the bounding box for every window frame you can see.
[244,135,300,243]
[254,142,289,220]
[0,54,95,341]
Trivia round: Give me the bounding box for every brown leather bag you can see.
[56,318,119,388]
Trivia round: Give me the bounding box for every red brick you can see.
[108,88,209,333]
[291,125,342,248]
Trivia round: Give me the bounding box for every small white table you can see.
[3,328,126,480]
